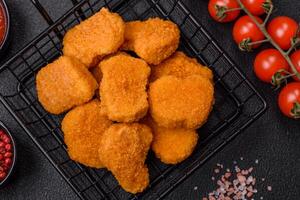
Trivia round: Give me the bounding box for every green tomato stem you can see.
[263,3,274,26]
[224,7,243,12]
[248,39,270,46]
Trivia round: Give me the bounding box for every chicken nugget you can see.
[149,75,214,129]
[150,51,213,81]
[36,56,98,114]
[100,53,150,122]
[143,116,198,164]
[63,8,125,67]
[62,100,112,168]
[98,123,153,194]
[122,18,180,65]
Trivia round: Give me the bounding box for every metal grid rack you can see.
[0,0,267,199]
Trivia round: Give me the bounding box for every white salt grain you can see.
[267,186,272,191]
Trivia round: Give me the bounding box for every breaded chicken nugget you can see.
[143,116,198,164]
[150,51,213,81]
[122,18,180,65]
[63,8,125,67]
[98,123,153,194]
[149,75,214,129]
[62,100,112,168]
[100,53,150,122]
[36,56,98,114]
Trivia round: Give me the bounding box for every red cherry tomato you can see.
[278,82,300,118]
[290,50,300,81]
[208,0,240,23]
[254,49,289,83]
[267,16,299,50]
[233,15,265,49]
[241,0,268,16]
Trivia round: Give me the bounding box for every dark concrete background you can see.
[0,0,299,199]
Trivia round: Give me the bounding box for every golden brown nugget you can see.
[98,123,153,194]
[100,53,150,122]
[150,51,213,81]
[143,117,198,164]
[63,8,125,67]
[36,56,98,114]
[62,100,112,168]
[149,75,214,129]
[122,18,180,65]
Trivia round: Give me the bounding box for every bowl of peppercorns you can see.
[0,121,16,186]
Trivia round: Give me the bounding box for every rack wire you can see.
[0,0,267,199]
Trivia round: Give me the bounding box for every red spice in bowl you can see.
[0,0,9,52]
[0,123,16,185]
[0,4,6,45]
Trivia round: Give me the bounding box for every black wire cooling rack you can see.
[0,0,267,199]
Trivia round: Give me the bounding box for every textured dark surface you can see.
[0,0,299,200]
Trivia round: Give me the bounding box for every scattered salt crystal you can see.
[247,176,254,184]
[253,178,256,185]
[235,166,241,172]
[247,185,253,192]
[261,178,265,181]
[267,186,272,191]
[202,159,270,200]
[260,197,264,199]
[241,170,249,175]
[247,191,253,197]
[194,186,198,190]
[237,175,246,183]
[248,167,253,173]
[225,172,231,179]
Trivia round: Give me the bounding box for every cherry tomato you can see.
[208,0,240,23]
[233,15,265,49]
[290,50,300,81]
[254,49,289,83]
[278,82,300,118]
[241,0,269,16]
[267,16,299,50]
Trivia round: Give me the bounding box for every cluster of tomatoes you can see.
[208,0,300,119]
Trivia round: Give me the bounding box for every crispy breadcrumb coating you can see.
[122,18,180,65]
[36,56,98,114]
[63,8,125,67]
[150,51,213,81]
[98,123,153,194]
[149,75,214,129]
[62,100,112,168]
[99,53,150,122]
[143,116,198,164]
